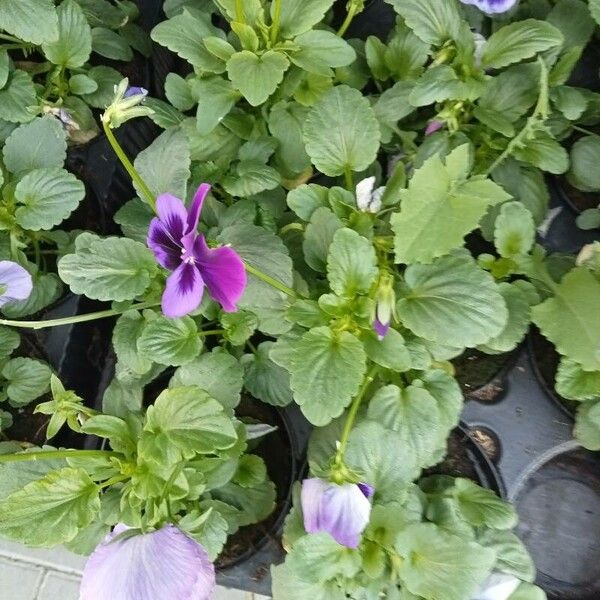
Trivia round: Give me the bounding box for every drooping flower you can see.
[373,272,396,340]
[102,78,153,128]
[80,524,215,600]
[356,176,385,213]
[0,261,33,307]
[472,573,521,600]
[301,478,374,549]
[425,120,444,136]
[460,0,518,14]
[147,184,247,318]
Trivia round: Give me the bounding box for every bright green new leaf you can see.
[58,236,158,302]
[363,329,412,372]
[531,267,600,371]
[0,0,58,45]
[304,85,381,177]
[290,326,366,426]
[397,254,508,347]
[290,30,356,77]
[482,20,563,70]
[113,311,153,376]
[2,358,52,407]
[494,201,535,258]
[14,168,85,230]
[0,468,100,547]
[555,357,600,401]
[137,315,202,367]
[193,77,238,135]
[574,400,600,450]
[227,50,289,107]
[42,0,92,69]
[275,0,336,39]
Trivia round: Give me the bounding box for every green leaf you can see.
[482,20,563,70]
[574,400,600,450]
[568,135,600,192]
[303,207,343,273]
[268,101,311,177]
[396,523,496,600]
[397,254,508,347]
[221,310,258,346]
[512,129,569,175]
[368,384,444,468]
[547,0,595,50]
[80,415,136,456]
[1,273,62,319]
[591,0,600,26]
[275,0,335,39]
[0,326,20,359]
[326,229,378,297]
[454,478,517,529]
[0,71,36,124]
[478,530,536,582]
[2,358,52,407]
[386,0,463,46]
[531,267,600,371]
[223,161,281,197]
[91,27,133,61]
[41,0,92,69]
[227,50,289,107]
[14,168,85,231]
[137,316,202,367]
[145,98,186,129]
[392,145,511,264]
[241,341,293,407]
[494,201,535,258]
[58,236,158,302]
[0,0,58,44]
[3,117,67,174]
[290,30,356,77]
[142,386,237,459]
[555,357,600,401]
[69,73,98,95]
[151,8,225,72]
[193,77,238,135]
[304,85,381,177]
[272,563,346,600]
[289,327,366,426]
[509,584,547,600]
[134,127,190,200]
[113,311,152,375]
[0,467,100,547]
[164,73,195,111]
[363,329,411,372]
[171,350,243,410]
[79,66,122,108]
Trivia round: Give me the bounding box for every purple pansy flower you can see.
[80,524,215,600]
[301,478,374,549]
[460,0,518,14]
[0,261,33,307]
[147,184,247,318]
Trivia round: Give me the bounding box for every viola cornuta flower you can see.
[80,524,215,600]
[0,261,33,307]
[460,0,518,14]
[472,573,521,600]
[356,176,385,213]
[373,272,396,340]
[301,478,374,549]
[102,78,153,128]
[148,183,247,318]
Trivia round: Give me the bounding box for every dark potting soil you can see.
[423,429,480,482]
[453,348,513,402]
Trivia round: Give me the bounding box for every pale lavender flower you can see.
[123,86,148,99]
[356,176,385,213]
[147,184,247,318]
[460,0,518,14]
[472,573,521,600]
[301,478,374,549]
[80,524,215,600]
[0,261,33,307]
[373,273,395,341]
[425,120,444,136]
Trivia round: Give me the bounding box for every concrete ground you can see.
[0,538,270,600]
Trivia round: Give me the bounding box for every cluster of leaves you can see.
[0,0,150,142]
[0,377,275,558]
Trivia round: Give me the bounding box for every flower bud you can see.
[101,78,153,129]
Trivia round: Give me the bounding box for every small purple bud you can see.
[124,86,148,99]
[425,120,444,136]
[373,273,395,341]
[301,478,373,549]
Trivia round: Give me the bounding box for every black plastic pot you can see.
[462,344,600,600]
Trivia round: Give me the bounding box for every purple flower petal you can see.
[0,261,33,307]
[193,235,247,313]
[357,483,374,499]
[425,120,443,135]
[301,478,372,549]
[162,262,204,318]
[186,184,211,234]
[148,219,182,270]
[80,524,215,600]
[156,193,188,241]
[460,0,518,14]
[373,318,390,340]
[124,86,148,99]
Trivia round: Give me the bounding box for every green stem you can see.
[572,125,598,137]
[335,365,379,464]
[102,121,156,211]
[0,301,158,330]
[98,474,129,489]
[337,3,359,37]
[235,0,245,22]
[0,449,118,464]
[344,165,354,191]
[244,262,300,298]
[199,329,225,337]
[270,0,282,45]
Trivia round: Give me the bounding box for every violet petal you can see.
[80,524,215,600]
[147,218,182,270]
[155,193,188,242]
[357,483,374,499]
[373,318,390,340]
[460,0,518,14]
[162,262,204,318]
[186,184,211,234]
[0,261,33,306]
[301,478,329,533]
[193,235,247,313]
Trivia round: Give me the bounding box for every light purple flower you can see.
[80,524,215,600]
[425,120,444,136]
[460,0,518,14]
[123,86,148,99]
[147,184,247,318]
[0,261,33,307]
[301,478,374,549]
[373,272,395,341]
